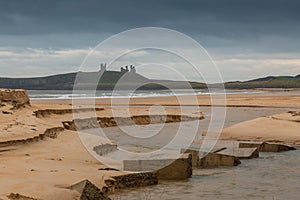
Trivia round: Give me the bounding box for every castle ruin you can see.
[99,63,136,74]
[120,65,136,73]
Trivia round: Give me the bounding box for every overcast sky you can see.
[0,0,299,81]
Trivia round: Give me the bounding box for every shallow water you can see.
[112,150,300,200]
[103,106,297,200]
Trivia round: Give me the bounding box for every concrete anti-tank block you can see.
[181,148,241,168]
[123,153,192,180]
[239,142,296,152]
[217,147,259,159]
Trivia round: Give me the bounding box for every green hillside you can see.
[224,75,300,89]
[0,73,77,90]
[0,70,207,90]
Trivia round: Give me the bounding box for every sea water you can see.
[27,89,262,100]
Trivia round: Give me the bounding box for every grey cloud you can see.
[0,0,300,38]
[0,0,299,79]
[0,0,299,52]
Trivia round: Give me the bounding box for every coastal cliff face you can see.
[0,89,30,108]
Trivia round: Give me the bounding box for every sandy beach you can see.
[0,89,299,199]
[32,89,300,108]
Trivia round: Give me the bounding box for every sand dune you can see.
[221,110,300,145]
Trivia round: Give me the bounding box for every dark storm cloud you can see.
[0,0,300,80]
[0,0,300,39]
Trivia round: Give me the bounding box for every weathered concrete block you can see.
[239,142,296,152]
[218,147,259,159]
[68,179,110,200]
[156,154,192,180]
[199,152,241,168]
[123,154,192,180]
[93,143,118,156]
[105,172,158,192]
[181,149,241,168]
[181,149,200,167]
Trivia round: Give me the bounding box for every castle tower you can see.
[100,63,107,73]
[130,65,136,73]
[120,67,126,73]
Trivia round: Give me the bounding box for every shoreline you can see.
[31,90,300,109]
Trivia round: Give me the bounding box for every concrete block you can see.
[68,179,110,200]
[199,152,241,168]
[239,142,296,152]
[181,149,200,167]
[218,147,259,159]
[181,148,241,168]
[93,143,118,156]
[105,172,158,192]
[123,154,192,180]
